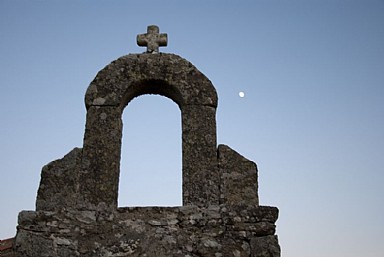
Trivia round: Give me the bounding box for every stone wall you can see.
[16,206,279,257]
[15,144,280,257]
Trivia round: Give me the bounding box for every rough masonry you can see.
[12,25,281,256]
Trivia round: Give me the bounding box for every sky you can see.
[1,1,383,256]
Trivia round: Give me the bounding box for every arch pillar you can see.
[182,104,219,206]
[80,105,122,209]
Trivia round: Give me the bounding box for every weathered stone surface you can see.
[36,148,82,211]
[13,26,281,256]
[250,236,281,257]
[182,104,219,205]
[15,206,278,257]
[218,144,259,206]
[84,53,218,108]
[80,105,123,210]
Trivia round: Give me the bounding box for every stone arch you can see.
[80,53,219,209]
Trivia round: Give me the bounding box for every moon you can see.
[239,91,245,98]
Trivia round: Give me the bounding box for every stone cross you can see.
[137,25,168,53]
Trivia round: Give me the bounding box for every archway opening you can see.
[118,94,182,207]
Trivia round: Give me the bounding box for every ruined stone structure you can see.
[12,25,281,256]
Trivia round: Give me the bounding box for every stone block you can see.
[36,148,82,211]
[218,144,259,206]
[250,235,281,257]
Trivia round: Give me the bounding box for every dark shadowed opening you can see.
[118,94,182,207]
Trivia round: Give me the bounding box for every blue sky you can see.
[1,1,383,256]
